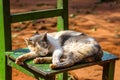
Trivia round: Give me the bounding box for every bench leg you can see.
[102,60,116,80]
[6,65,12,80]
[56,72,68,80]
[45,75,55,80]
[63,72,68,80]
[6,56,12,80]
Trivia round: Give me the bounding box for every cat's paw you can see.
[50,64,57,69]
[15,59,24,65]
[33,58,44,64]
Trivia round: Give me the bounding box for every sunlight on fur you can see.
[15,30,103,69]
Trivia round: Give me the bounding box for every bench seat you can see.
[6,48,119,80]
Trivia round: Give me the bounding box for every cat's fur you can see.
[15,30,103,69]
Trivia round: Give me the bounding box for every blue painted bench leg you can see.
[102,60,116,80]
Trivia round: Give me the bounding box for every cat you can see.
[15,30,103,69]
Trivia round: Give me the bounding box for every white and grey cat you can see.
[15,30,103,69]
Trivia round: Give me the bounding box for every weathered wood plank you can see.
[11,9,63,23]
[7,56,45,79]
[0,0,12,80]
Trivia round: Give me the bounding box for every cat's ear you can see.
[42,32,47,41]
[24,38,32,45]
[24,38,29,45]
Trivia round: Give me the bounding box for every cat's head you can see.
[29,31,48,48]
[25,33,48,56]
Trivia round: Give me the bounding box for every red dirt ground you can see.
[10,0,120,80]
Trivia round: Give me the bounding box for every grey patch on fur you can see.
[59,33,86,46]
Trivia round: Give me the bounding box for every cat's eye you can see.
[39,42,48,48]
[44,44,48,48]
[29,39,33,41]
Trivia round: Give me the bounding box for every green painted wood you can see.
[57,72,69,80]
[0,2,6,79]
[57,72,68,80]
[63,72,68,80]
[11,9,63,23]
[57,73,63,80]
[8,59,45,79]
[57,0,68,31]
[6,53,44,79]
[45,75,55,80]
[6,48,118,77]
[102,60,116,80]
[6,56,12,80]
[0,0,12,80]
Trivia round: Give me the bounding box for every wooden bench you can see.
[0,0,118,80]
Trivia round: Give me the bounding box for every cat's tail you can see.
[50,52,75,69]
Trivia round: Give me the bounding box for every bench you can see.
[0,0,118,80]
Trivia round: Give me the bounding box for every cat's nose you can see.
[44,50,49,55]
